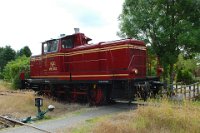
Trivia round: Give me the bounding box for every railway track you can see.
[0,115,51,133]
[0,116,17,129]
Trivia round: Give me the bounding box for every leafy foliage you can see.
[16,46,32,57]
[177,69,194,84]
[147,46,157,76]
[0,46,16,72]
[0,45,32,80]
[119,0,200,84]
[3,56,30,89]
[175,54,198,84]
[176,54,198,73]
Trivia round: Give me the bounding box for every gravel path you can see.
[0,102,137,133]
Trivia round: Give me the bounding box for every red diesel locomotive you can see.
[23,29,163,104]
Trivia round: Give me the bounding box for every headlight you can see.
[131,68,138,74]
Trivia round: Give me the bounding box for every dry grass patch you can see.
[92,112,136,133]
[0,81,86,119]
[92,100,200,133]
[0,91,35,118]
[0,91,85,119]
[0,80,12,91]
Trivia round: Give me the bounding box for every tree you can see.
[3,56,30,89]
[175,54,197,84]
[16,46,32,57]
[118,0,200,85]
[0,46,16,72]
[0,47,4,78]
[0,47,3,53]
[147,46,157,76]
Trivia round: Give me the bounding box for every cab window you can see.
[62,38,73,48]
[43,40,58,53]
[43,43,48,53]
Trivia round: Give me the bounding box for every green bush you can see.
[12,74,21,89]
[177,69,194,84]
[0,72,3,79]
[3,56,30,89]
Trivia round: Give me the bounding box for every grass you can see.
[93,100,200,133]
[69,99,200,133]
[194,95,200,101]
[0,81,86,119]
[0,80,12,91]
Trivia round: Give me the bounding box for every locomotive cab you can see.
[42,32,92,54]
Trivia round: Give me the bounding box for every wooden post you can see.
[175,84,178,94]
[189,86,191,100]
[184,86,186,99]
[181,85,183,94]
[193,84,196,98]
[197,83,199,95]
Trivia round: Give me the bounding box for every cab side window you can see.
[43,40,58,53]
[48,40,58,52]
[62,39,73,48]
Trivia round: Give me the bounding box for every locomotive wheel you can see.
[140,87,149,101]
[141,82,151,101]
[88,88,104,105]
[135,82,150,101]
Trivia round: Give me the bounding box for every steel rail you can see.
[0,115,51,133]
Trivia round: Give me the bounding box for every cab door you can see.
[61,37,74,73]
[42,40,60,76]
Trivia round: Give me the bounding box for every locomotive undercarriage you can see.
[24,77,163,105]
[111,77,163,102]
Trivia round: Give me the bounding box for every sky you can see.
[0,0,124,55]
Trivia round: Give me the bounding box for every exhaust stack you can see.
[74,28,80,33]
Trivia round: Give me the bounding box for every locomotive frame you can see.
[22,30,163,105]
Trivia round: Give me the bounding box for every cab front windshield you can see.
[43,40,58,53]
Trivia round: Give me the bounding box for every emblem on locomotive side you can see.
[49,61,58,71]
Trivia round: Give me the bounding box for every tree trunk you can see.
[169,63,174,92]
